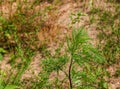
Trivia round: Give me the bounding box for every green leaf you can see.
[0,79,4,89]
[4,85,18,89]
[42,56,68,73]
[0,48,6,53]
[0,54,3,61]
[0,85,4,89]
[103,82,108,89]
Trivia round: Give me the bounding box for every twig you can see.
[68,58,73,89]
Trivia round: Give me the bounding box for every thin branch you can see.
[68,57,73,89]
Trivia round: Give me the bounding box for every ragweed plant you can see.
[0,0,42,88]
[41,27,106,89]
[90,1,120,64]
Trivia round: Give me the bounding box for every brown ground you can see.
[0,0,120,89]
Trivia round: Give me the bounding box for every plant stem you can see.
[68,57,73,89]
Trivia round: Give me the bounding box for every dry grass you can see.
[0,0,120,89]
